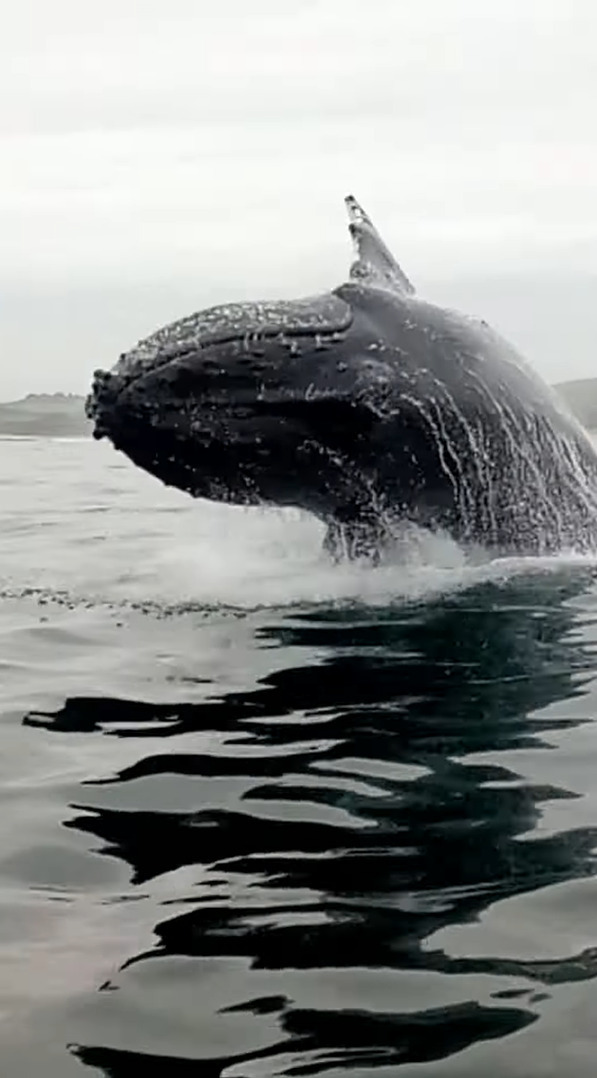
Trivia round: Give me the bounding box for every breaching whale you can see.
[86,196,597,560]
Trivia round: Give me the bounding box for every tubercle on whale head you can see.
[86,369,125,439]
[86,287,356,418]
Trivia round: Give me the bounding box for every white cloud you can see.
[1,0,596,397]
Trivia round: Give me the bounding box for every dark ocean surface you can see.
[2,436,597,1077]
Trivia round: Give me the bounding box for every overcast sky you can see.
[1,0,596,399]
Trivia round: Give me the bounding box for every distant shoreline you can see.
[0,381,596,437]
[0,395,92,437]
[0,434,90,441]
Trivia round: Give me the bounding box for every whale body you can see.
[86,196,597,560]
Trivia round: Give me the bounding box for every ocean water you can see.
[2,437,597,1076]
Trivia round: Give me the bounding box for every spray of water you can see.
[1,439,596,617]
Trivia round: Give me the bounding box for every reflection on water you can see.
[26,571,597,1075]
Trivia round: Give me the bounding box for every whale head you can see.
[86,197,429,551]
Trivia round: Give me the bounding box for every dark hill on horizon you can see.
[0,381,596,437]
[555,377,597,432]
[0,394,92,437]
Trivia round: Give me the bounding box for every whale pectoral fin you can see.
[345,195,415,296]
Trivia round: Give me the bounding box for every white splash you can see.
[1,439,596,617]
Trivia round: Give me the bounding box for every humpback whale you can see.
[87,196,597,560]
